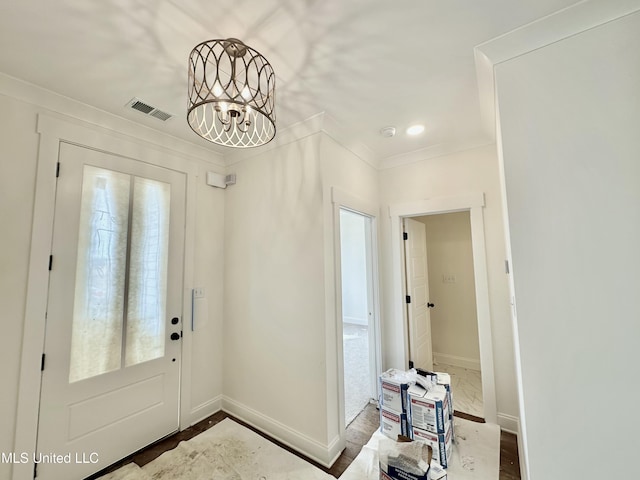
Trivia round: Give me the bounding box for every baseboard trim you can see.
[434,352,481,371]
[188,395,223,427]
[221,396,341,468]
[343,316,367,326]
[497,412,519,434]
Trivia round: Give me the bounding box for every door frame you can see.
[389,192,497,424]
[331,187,382,440]
[13,114,198,480]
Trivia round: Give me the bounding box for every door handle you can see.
[170,332,181,341]
[427,302,435,308]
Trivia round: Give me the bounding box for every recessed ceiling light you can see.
[406,124,425,136]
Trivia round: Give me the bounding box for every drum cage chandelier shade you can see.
[187,38,276,148]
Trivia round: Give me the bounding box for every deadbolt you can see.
[171,317,179,325]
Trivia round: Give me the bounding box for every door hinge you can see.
[405,295,411,304]
[505,260,510,274]
[403,232,408,240]
[48,255,53,271]
[55,162,60,178]
[408,360,414,369]
[41,354,46,371]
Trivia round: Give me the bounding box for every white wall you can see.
[222,133,331,457]
[0,93,40,480]
[0,77,225,479]
[378,144,518,426]
[189,168,225,417]
[495,10,640,478]
[419,212,480,368]
[221,130,379,465]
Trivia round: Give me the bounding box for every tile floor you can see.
[434,361,484,418]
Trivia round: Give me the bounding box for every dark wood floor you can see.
[88,404,520,479]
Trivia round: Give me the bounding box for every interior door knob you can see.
[427,302,435,308]
[170,332,180,341]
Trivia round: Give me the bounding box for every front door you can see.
[404,218,434,371]
[36,143,186,479]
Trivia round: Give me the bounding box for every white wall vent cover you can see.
[126,97,173,121]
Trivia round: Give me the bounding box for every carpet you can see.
[340,417,501,480]
[99,418,334,480]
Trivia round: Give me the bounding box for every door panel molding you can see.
[14,114,198,480]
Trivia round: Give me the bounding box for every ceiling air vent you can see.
[126,97,173,122]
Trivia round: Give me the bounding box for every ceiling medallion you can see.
[187,38,276,148]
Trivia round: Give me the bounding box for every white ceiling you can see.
[0,0,579,164]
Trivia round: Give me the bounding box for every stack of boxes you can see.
[379,369,455,471]
[378,369,412,440]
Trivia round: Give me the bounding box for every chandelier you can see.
[187,38,276,148]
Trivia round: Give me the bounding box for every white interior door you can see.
[404,218,434,371]
[36,143,186,479]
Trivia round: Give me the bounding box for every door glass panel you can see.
[69,166,130,383]
[125,177,171,366]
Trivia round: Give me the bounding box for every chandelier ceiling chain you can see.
[187,38,276,148]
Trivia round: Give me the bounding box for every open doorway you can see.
[339,208,378,426]
[389,192,497,424]
[404,213,483,418]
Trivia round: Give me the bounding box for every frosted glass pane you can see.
[125,177,170,367]
[70,166,130,383]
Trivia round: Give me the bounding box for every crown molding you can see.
[223,111,380,169]
[0,72,225,167]
[319,113,379,169]
[474,0,640,144]
[379,139,493,170]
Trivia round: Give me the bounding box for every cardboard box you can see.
[411,426,453,469]
[408,385,450,434]
[380,459,448,480]
[435,372,454,416]
[379,369,413,414]
[380,405,410,439]
[429,460,448,479]
[378,436,431,480]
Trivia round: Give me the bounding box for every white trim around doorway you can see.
[331,186,382,448]
[388,192,498,424]
[13,114,199,480]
